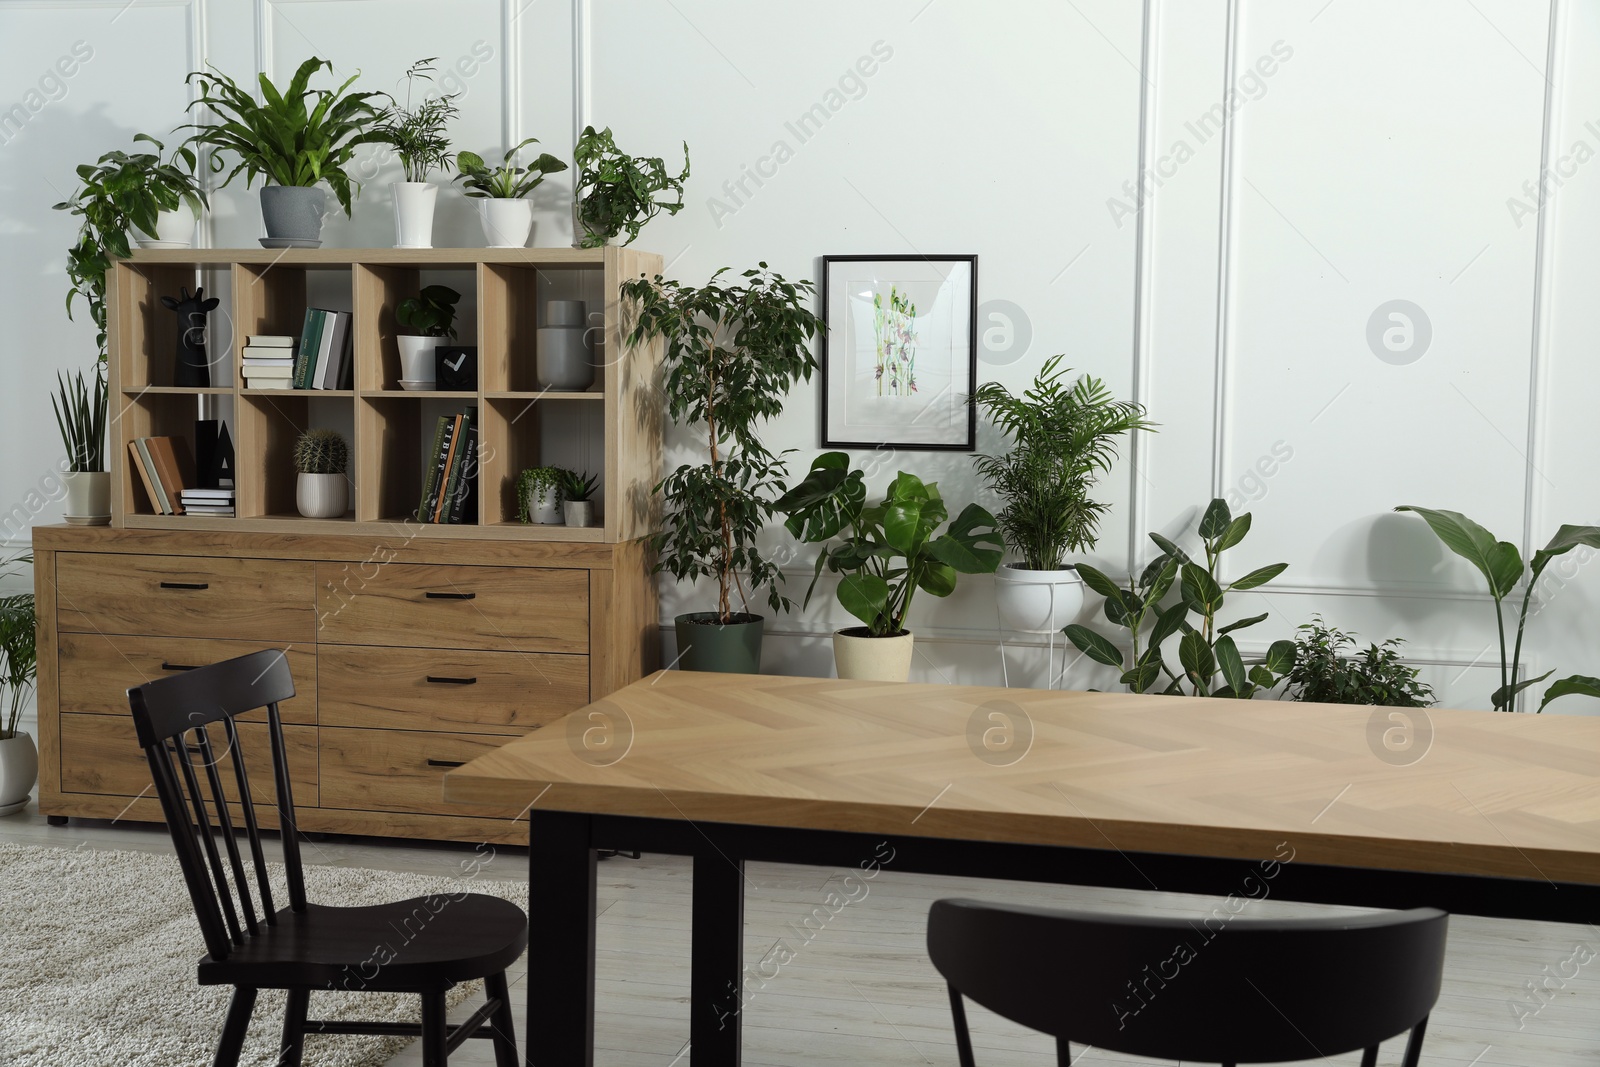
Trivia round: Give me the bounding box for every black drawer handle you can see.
[426,758,466,769]
[159,581,209,590]
[160,662,201,672]
[424,591,475,600]
[426,675,478,686]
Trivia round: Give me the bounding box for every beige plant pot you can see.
[832,627,915,682]
[62,471,110,526]
[0,731,38,816]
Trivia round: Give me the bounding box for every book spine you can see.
[416,416,450,522]
[314,310,340,389]
[129,440,163,515]
[292,309,319,389]
[447,416,477,524]
[133,438,171,514]
[431,416,463,524]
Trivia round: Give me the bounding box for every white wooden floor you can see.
[7,805,1597,1065]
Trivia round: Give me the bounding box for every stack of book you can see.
[127,436,196,516]
[240,334,297,390]
[293,308,354,390]
[416,406,478,524]
[179,487,236,517]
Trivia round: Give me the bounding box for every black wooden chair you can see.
[127,649,527,1067]
[927,897,1447,1066]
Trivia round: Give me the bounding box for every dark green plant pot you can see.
[674,611,764,674]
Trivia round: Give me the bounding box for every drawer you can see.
[60,713,318,807]
[319,727,522,819]
[56,553,314,642]
[315,564,588,654]
[320,646,586,734]
[58,633,317,725]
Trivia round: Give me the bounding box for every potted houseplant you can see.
[293,428,349,518]
[779,454,1004,682]
[515,466,568,525]
[184,57,389,246]
[621,264,822,673]
[53,369,108,525]
[454,138,568,248]
[376,58,459,249]
[0,555,37,817]
[560,470,598,528]
[1286,616,1435,707]
[972,356,1154,633]
[573,125,689,247]
[395,284,460,387]
[53,134,207,250]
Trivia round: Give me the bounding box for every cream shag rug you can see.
[0,842,528,1067]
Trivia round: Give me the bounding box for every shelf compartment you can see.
[479,261,608,394]
[232,262,357,389]
[114,390,227,521]
[358,396,479,526]
[354,264,479,392]
[478,395,604,527]
[235,392,355,520]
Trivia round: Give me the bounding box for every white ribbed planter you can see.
[994,565,1085,634]
[296,472,348,519]
[832,628,914,682]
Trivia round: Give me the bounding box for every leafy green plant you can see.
[377,58,459,182]
[1286,616,1434,707]
[183,56,390,216]
[514,466,569,522]
[574,125,689,247]
[453,137,567,199]
[396,285,460,338]
[1066,498,1295,697]
[972,355,1154,570]
[0,553,37,740]
[622,265,821,623]
[52,369,107,473]
[1395,506,1600,711]
[778,454,1004,637]
[292,429,348,475]
[559,470,598,503]
[52,135,208,360]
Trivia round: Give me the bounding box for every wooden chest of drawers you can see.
[33,526,657,844]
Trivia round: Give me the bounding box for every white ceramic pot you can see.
[392,182,438,249]
[296,472,348,518]
[563,500,594,528]
[479,198,533,248]
[527,486,563,525]
[995,565,1085,634]
[62,471,110,526]
[0,731,38,816]
[833,627,915,682]
[398,335,439,383]
[134,207,197,249]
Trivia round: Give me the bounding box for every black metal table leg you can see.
[691,851,746,1067]
[528,810,597,1067]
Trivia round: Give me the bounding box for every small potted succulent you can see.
[0,555,38,817]
[560,470,598,528]
[515,466,569,525]
[184,57,389,246]
[53,134,208,250]
[573,125,689,247]
[376,58,460,249]
[395,284,460,388]
[294,428,350,518]
[453,138,568,248]
[52,369,108,525]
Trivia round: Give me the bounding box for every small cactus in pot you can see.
[294,428,349,518]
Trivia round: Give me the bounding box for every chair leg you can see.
[420,989,449,1067]
[484,971,520,1067]
[211,986,258,1067]
[1401,1015,1430,1067]
[278,988,310,1067]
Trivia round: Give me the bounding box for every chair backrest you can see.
[928,897,1447,1066]
[127,649,304,963]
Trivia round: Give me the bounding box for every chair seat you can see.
[197,895,528,991]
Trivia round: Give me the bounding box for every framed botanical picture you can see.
[820,254,978,451]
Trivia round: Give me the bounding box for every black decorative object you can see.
[436,346,478,391]
[195,420,235,489]
[161,286,220,387]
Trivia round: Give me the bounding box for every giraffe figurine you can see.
[161,286,221,387]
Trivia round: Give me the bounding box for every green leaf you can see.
[1395,506,1524,599]
[1248,664,1280,689]
[1149,532,1190,563]
[1490,668,1555,711]
[1217,612,1268,636]
[1215,635,1247,694]
[1529,525,1600,585]
[1537,674,1600,713]
[1179,631,1215,691]
[1145,555,1179,609]
[1147,601,1190,653]
[1198,498,1232,540]
[1121,661,1161,693]
[1262,639,1297,675]
[1075,563,1123,603]
[883,500,924,555]
[926,503,1003,574]
[1064,624,1124,669]
[1215,513,1252,552]
[837,573,890,629]
[1181,563,1224,616]
[1229,563,1288,591]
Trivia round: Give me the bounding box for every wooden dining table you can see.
[444,670,1600,1067]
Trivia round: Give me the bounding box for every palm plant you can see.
[183,56,390,216]
[0,552,36,741]
[53,369,107,473]
[377,58,459,182]
[972,355,1154,569]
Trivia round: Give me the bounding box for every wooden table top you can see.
[444,671,1600,883]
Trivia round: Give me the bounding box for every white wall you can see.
[1,0,1595,715]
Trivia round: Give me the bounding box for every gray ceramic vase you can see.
[536,300,597,390]
[260,186,327,245]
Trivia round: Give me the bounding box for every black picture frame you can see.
[819,254,978,452]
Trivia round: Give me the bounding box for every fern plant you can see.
[377,58,459,182]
